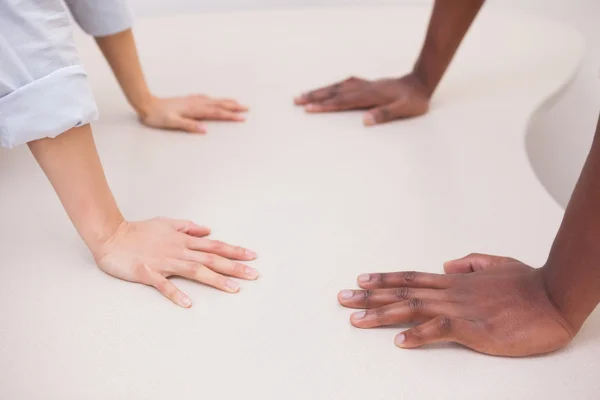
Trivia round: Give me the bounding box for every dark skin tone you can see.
[297,0,600,356]
[337,116,600,356]
[295,0,485,125]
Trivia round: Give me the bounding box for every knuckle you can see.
[408,298,424,311]
[374,273,385,285]
[411,326,426,341]
[202,253,216,265]
[180,262,197,277]
[210,240,225,251]
[362,290,372,306]
[437,316,453,334]
[394,287,410,301]
[403,271,418,282]
[374,307,387,322]
[377,106,392,121]
[155,280,173,296]
[134,262,152,280]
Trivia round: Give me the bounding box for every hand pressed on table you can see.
[337,253,575,357]
[294,74,430,126]
[138,94,248,134]
[94,217,259,308]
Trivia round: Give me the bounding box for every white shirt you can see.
[0,0,133,148]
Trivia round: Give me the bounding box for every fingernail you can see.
[395,333,406,347]
[197,123,206,132]
[245,266,259,279]
[358,274,371,283]
[305,104,317,111]
[245,249,257,259]
[181,296,192,307]
[363,114,376,126]
[227,279,240,292]
[339,290,354,299]
[352,311,366,320]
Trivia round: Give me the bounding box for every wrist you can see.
[80,212,126,258]
[540,262,596,332]
[130,92,156,119]
[400,72,432,100]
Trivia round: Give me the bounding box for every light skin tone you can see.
[28,125,259,307]
[19,25,258,306]
[95,28,248,133]
[327,0,599,356]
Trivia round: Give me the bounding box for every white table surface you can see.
[1,6,599,400]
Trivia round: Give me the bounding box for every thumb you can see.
[173,117,207,134]
[364,98,429,126]
[443,253,517,274]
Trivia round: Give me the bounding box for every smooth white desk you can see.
[1,6,599,400]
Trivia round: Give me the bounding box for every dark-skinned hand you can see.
[337,253,576,357]
[294,73,430,126]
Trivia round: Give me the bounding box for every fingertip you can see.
[294,95,306,105]
[350,311,366,326]
[244,249,258,260]
[226,279,241,293]
[363,113,376,126]
[395,333,409,348]
[180,295,193,308]
[244,266,259,280]
[196,123,207,133]
[337,290,354,303]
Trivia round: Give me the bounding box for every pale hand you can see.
[338,253,575,356]
[93,217,258,307]
[138,95,249,133]
[295,73,430,126]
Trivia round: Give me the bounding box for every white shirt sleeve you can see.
[63,0,134,37]
[0,0,98,148]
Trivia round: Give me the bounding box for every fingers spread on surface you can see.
[148,274,192,308]
[357,271,455,290]
[182,250,258,281]
[395,316,477,349]
[186,237,257,261]
[169,219,211,237]
[304,91,375,113]
[169,116,206,133]
[350,299,457,328]
[295,77,365,105]
[213,98,249,112]
[172,260,242,293]
[338,287,448,309]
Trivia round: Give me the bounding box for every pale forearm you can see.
[413,0,485,96]
[544,114,600,329]
[28,125,124,255]
[95,28,154,116]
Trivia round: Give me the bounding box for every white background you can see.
[126,0,600,207]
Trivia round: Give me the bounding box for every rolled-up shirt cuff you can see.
[66,0,134,37]
[0,65,98,149]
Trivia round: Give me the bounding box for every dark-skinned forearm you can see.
[543,114,600,330]
[413,0,485,97]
